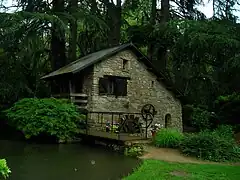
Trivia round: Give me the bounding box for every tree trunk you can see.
[147,0,157,61]
[160,0,170,23]
[157,0,170,73]
[150,0,157,25]
[106,0,121,46]
[51,0,66,71]
[68,0,78,63]
[91,0,98,14]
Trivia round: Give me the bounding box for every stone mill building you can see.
[42,43,183,132]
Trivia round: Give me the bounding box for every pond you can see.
[0,140,140,180]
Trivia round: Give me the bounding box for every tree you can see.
[51,0,67,70]
[68,0,78,62]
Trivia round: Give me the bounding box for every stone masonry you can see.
[81,50,183,132]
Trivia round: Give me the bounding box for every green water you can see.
[0,140,140,180]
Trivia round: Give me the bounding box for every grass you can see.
[123,160,240,180]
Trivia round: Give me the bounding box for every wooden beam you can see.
[70,93,88,97]
[74,99,88,104]
[52,94,69,98]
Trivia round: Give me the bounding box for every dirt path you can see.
[140,145,239,165]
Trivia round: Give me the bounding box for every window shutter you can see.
[115,78,127,96]
[99,78,109,94]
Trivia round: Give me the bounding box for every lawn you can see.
[123,160,240,180]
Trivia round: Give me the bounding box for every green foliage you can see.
[214,93,240,125]
[0,159,11,179]
[191,107,212,130]
[157,20,240,106]
[213,125,234,140]
[124,145,144,157]
[180,126,240,162]
[5,98,85,141]
[154,128,184,148]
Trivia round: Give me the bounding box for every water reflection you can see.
[0,140,140,180]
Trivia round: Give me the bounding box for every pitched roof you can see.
[41,43,183,97]
[41,43,131,79]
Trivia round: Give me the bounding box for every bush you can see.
[214,93,240,126]
[0,159,11,179]
[191,107,212,130]
[154,128,184,148]
[180,127,240,162]
[213,125,234,140]
[5,98,85,141]
[124,145,144,157]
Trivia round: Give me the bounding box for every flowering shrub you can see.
[124,145,144,157]
[150,123,164,133]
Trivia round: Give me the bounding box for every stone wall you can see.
[88,50,182,132]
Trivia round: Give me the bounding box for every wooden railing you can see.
[83,111,152,140]
[52,93,88,107]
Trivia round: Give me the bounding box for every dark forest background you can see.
[0,0,240,130]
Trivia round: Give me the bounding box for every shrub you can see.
[214,93,240,125]
[5,98,85,141]
[213,125,234,140]
[191,107,212,130]
[124,145,144,157]
[154,128,184,148]
[0,159,11,179]
[180,128,240,162]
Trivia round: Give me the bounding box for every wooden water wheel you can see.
[119,115,142,133]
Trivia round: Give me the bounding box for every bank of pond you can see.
[0,139,142,180]
[2,139,240,180]
[1,125,240,179]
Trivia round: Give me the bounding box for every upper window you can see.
[99,76,128,97]
[121,58,129,70]
[151,81,154,87]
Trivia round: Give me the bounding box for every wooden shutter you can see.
[99,78,109,94]
[115,78,127,96]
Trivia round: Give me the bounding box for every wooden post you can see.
[86,112,88,135]
[145,120,148,139]
[69,80,75,102]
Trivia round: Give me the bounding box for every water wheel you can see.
[119,115,142,133]
[141,104,156,128]
[141,104,156,120]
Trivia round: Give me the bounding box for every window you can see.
[99,76,128,97]
[151,81,154,87]
[165,114,171,128]
[121,58,129,70]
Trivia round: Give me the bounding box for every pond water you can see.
[0,140,140,180]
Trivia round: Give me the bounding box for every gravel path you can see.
[140,145,239,165]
